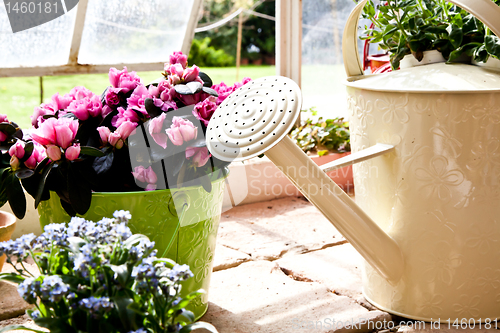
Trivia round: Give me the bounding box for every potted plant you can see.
[0,211,218,333]
[360,0,500,69]
[0,51,251,319]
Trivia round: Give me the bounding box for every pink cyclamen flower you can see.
[112,107,140,128]
[69,86,94,100]
[8,141,25,159]
[132,166,157,185]
[105,87,122,107]
[182,65,201,83]
[108,132,121,148]
[31,117,78,149]
[108,67,141,93]
[46,145,62,161]
[167,51,188,69]
[186,147,211,168]
[65,144,80,161]
[31,102,57,128]
[97,126,111,145]
[193,96,218,126]
[51,93,74,110]
[66,95,102,120]
[166,117,197,146]
[165,63,184,78]
[148,112,168,149]
[127,85,150,115]
[24,142,46,169]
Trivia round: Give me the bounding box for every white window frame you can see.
[0,0,203,77]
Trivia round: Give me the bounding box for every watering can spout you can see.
[205,76,405,284]
[265,136,405,283]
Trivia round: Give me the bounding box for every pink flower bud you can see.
[168,51,188,69]
[97,126,111,145]
[0,114,8,123]
[186,147,211,167]
[115,121,137,140]
[115,139,124,149]
[65,144,80,161]
[8,141,25,159]
[0,132,7,142]
[46,145,62,161]
[108,132,121,147]
[10,155,20,170]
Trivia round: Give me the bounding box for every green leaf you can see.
[108,264,131,286]
[198,72,213,87]
[449,24,463,49]
[144,98,163,118]
[485,35,500,59]
[20,141,34,163]
[0,272,25,283]
[67,164,92,215]
[0,123,18,136]
[34,161,54,209]
[15,168,34,179]
[114,296,140,331]
[92,151,114,175]
[6,173,26,219]
[80,146,105,157]
[0,325,48,333]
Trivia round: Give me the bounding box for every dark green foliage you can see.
[360,0,500,69]
[188,38,234,67]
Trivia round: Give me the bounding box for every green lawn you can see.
[0,65,276,129]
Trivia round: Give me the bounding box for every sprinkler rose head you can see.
[205,76,302,162]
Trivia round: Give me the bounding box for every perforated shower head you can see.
[206,76,302,162]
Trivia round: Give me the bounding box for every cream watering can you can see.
[205,0,500,322]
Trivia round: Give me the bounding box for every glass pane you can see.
[78,0,195,65]
[0,2,76,68]
[302,0,358,120]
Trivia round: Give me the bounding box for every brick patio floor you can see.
[0,196,496,333]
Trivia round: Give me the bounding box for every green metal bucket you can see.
[38,176,226,320]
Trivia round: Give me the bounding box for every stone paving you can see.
[0,196,496,333]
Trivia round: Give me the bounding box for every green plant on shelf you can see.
[289,108,350,156]
[360,0,500,69]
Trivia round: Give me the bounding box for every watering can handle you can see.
[343,0,500,78]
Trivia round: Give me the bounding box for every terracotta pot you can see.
[0,211,16,272]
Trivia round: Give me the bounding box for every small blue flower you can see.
[0,234,36,258]
[113,210,132,222]
[30,310,41,320]
[41,224,68,246]
[18,277,38,304]
[128,328,147,333]
[67,217,88,237]
[168,264,193,282]
[40,276,69,303]
[114,223,132,240]
[79,296,114,318]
